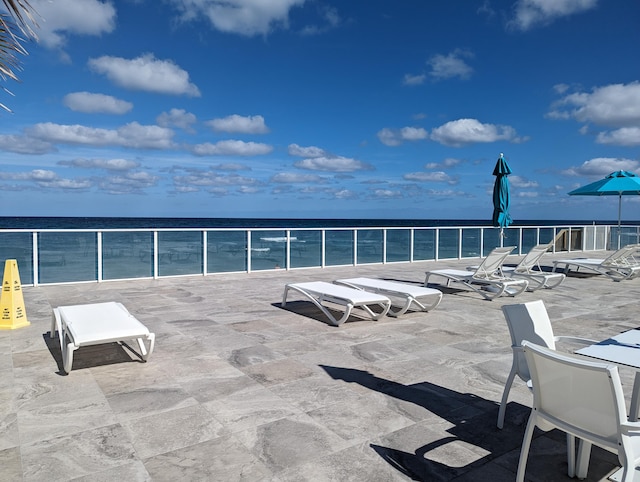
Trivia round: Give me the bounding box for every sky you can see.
[0,0,639,222]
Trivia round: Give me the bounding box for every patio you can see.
[1,251,636,481]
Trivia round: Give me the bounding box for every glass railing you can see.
[0,224,637,286]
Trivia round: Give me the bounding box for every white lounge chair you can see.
[503,243,565,291]
[282,281,391,326]
[552,244,640,281]
[424,246,529,300]
[50,301,155,374]
[334,277,442,317]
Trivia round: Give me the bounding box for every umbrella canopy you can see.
[492,153,512,235]
[568,170,640,248]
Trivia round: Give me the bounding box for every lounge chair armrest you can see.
[619,421,640,435]
[554,335,598,346]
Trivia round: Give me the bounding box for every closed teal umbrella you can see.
[492,153,512,240]
[569,170,640,248]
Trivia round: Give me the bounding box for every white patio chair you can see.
[517,341,640,482]
[497,300,595,429]
[425,246,528,300]
[552,244,640,281]
[502,243,566,291]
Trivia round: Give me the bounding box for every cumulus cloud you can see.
[0,134,55,154]
[191,140,273,156]
[271,172,326,183]
[430,118,525,147]
[372,189,402,199]
[509,0,598,31]
[206,114,269,134]
[403,171,459,184]
[509,175,539,188]
[58,158,140,171]
[98,171,159,194]
[293,156,373,172]
[63,92,133,114]
[0,169,92,190]
[425,158,462,169]
[403,73,426,86]
[32,0,116,55]
[172,170,261,192]
[562,157,639,177]
[596,127,640,147]
[428,49,474,80]
[288,144,327,157]
[157,108,197,132]
[166,0,306,36]
[377,127,429,147]
[26,122,176,149]
[88,54,201,97]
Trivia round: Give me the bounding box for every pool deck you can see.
[2,250,638,481]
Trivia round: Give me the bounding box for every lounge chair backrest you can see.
[473,246,515,277]
[514,243,552,273]
[502,300,556,382]
[602,245,637,267]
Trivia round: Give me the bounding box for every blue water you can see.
[0,216,625,230]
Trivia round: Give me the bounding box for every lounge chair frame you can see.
[424,246,528,300]
[552,244,640,281]
[50,301,155,374]
[502,243,566,291]
[282,281,391,326]
[334,277,442,317]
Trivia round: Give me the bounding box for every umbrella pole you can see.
[618,193,622,249]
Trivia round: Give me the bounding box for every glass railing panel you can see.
[619,227,638,248]
[38,232,96,283]
[290,230,321,268]
[386,229,410,263]
[521,228,538,252]
[325,230,354,266]
[207,231,247,273]
[438,229,459,259]
[357,229,383,264]
[482,228,501,256]
[157,231,202,276]
[0,232,33,284]
[538,228,555,245]
[461,228,481,258]
[413,229,435,261]
[102,231,153,280]
[251,230,286,270]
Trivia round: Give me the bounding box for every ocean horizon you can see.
[0,216,631,230]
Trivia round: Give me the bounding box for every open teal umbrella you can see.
[492,153,512,240]
[569,170,640,248]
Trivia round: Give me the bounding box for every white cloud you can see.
[288,143,327,157]
[293,156,373,172]
[32,0,116,51]
[562,157,639,177]
[191,140,273,156]
[377,127,429,147]
[509,175,539,188]
[428,49,474,80]
[63,92,133,114]
[58,158,140,171]
[509,0,598,31]
[430,118,524,147]
[98,171,159,194]
[300,5,341,35]
[88,54,201,97]
[0,169,92,190]
[372,189,402,199]
[550,82,640,127]
[27,122,176,149]
[403,171,458,184]
[172,170,261,191]
[596,127,640,147]
[0,134,54,154]
[271,172,326,183]
[157,108,197,132]
[167,0,306,36]
[403,73,426,86]
[425,158,462,169]
[206,114,269,134]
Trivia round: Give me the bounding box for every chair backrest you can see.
[514,243,551,273]
[502,300,557,381]
[522,341,625,450]
[602,245,638,267]
[473,246,515,277]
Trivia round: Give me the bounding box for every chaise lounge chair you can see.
[51,301,155,374]
[424,246,529,300]
[334,277,442,317]
[282,281,391,326]
[552,244,640,281]
[501,243,565,291]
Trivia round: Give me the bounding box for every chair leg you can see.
[576,439,592,480]
[497,366,517,429]
[516,415,537,482]
[566,434,576,478]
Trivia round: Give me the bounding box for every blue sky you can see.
[0,0,639,221]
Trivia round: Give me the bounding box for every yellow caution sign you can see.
[0,259,30,330]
